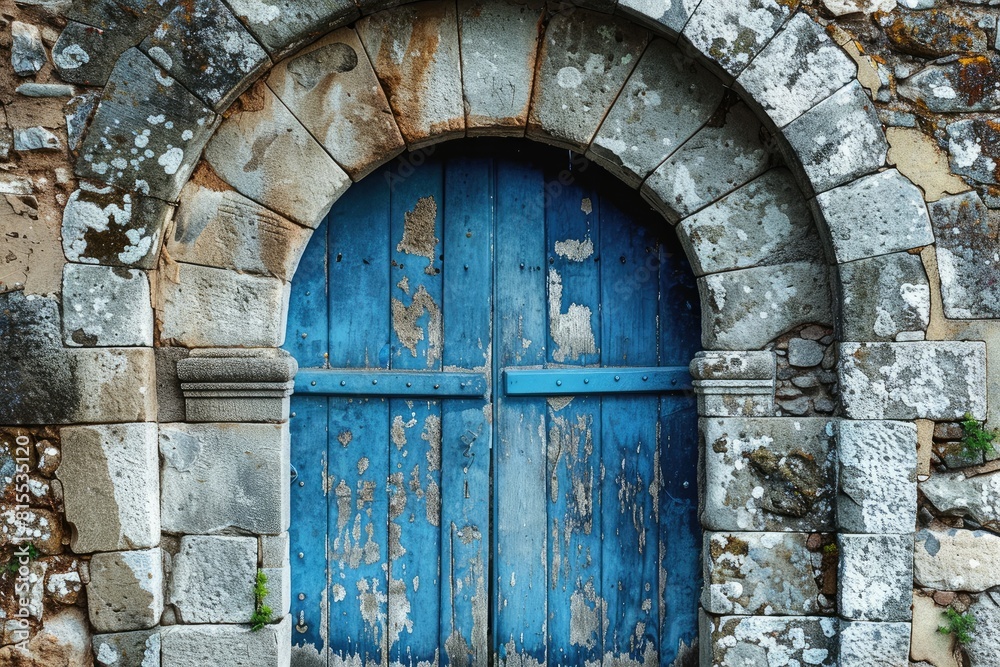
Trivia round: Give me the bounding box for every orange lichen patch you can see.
[955,56,994,109]
[222,79,267,118]
[188,160,232,193]
[882,9,986,58]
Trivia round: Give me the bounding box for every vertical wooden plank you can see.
[440,156,493,667]
[285,218,329,368]
[494,158,548,667]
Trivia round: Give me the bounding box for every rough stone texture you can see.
[75,48,219,202]
[12,21,46,76]
[945,118,1000,187]
[913,528,1000,592]
[885,126,969,203]
[898,54,1000,113]
[169,535,257,623]
[262,565,291,621]
[736,13,857,128]
[691,351,777,417]
[93,629,160,667]
[617,0,699,37]
[13,126,61,152]
[159,422,290,535]
[459,0,544,136]
[815,169,934,264]
[700,613,837,667]
[839,342,987,420]
[139,0,271,111]
[356,1,465,148]
[838,252,930,342]
[838,534,913,622]
[266,27,405,180]
[168,180,313,281]
[837,420,917,534]
[921,470,1000,533]
[929,191,1000,319]
[61,264,153,347]
[177,348,296,423]
[699,260,834,350]
[910,592,961,667]
[703,531,833,615]
[157,261,290,348]
[526,10,648,151]
[588,38,725,186]
[837,621,910,667]
[965,590,1000,666]
[204,83,350,227]
[783,81,888,194]
[58,423,159,553]
[879,7,989,58]
[702,417,836,532]
[642,99,772,223]
[155,347,189,423]
[87,549,164,632]
[0,507,63,554]
[69,349,158,423]
[0,607,93,666]
[224,0,358,58]
[678,169,821,276]
[160,616,291,667]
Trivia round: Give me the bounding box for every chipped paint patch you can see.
[423,414,442,471]
[391,285,443,367]
[554,237,594,262]
[547,268,597,362]
[397,195,440,275]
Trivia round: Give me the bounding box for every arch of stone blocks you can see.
[44,0,990,665]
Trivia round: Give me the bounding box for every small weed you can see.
[2,543,39,574]
[250,570,272,632]
[960,413,998,460]
[938,608,976,645]
[822,543,838,554]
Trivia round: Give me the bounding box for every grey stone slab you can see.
[266,27,405,180]
[838,621,910,667]
[702,417,836,532]
[160,616,291,667]
[356,1,465,148]
[159,422,290,535]
[838,252,930,343]
[913,528,1000,592]
[12,21,46,76]
[920,471,1000,531]
[260,533,289,569]
[88,549,164,632]
[788,338,824,367]
[526,10,648,151]
[929,191,1000,319]
[139,0,271,112]
[204,84,350,227]
[224,0,358,58]
[169,535,257,623]
[736,13,856,128]
[157,262,290,347]
[946,118,1000,186]
[58,423,160,553]
[261,566,290,620]
[66,91,100,152]
[155,347,189,423]
[839,341,987,421]
[588,38,725,186]
[783,81,888,194]
[699,260,833,350]
[459,0,545,137]
[838,534,913,622]
[69,349,158,423]
[965,591,1000,666]
[677,168,820,276]
[642,98,772,224]
[13,127,61,151]
[815,169,934,264]
[62,264,153,347]
[701,614,838,667]
[616,0,700,38]
[75,48,219,202]
[898,55,1000,113]
[93,629,160,667]
[837,420,917,534]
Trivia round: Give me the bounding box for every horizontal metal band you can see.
[294,369,488,398]
[504,367,692,396]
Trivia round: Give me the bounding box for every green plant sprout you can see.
[250,570,272,632]
[938,608,976,645]
[3,543,39,574]
[960,413,998,460]
[822,543,838,554]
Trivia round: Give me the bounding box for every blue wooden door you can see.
[284,141,701,667]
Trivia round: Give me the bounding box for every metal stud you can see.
[340,380,347,386]
[584,378,589,384]
[310,380,317,386]
[642,375,648,382]
[372,379,378,385]
[298,552,304,559]
[406,382,412,388]
[434,384,440,389]
[555,380,562,386]
[298,593,305,601]
[614,375,620,382]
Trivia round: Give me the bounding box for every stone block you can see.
[169,535,257,623]
[58,423,160,553]
[736,13,856,128]
[703,532,833,615]
[225,0,358,58]
[837,621,910,667]
[699,260,833,350]
[678,169,820,276]
[459,0,544,136]
[260,532,289,568]
[357,1,465,148]
[700,613,838,667]
[898,55,1000,113]
[913,528,1000,592]
[62,264,153,347]
[783,81,888,194]
[159,422,289,535]
[815,169,934,264]
[838,252,930,342]
[588,38,725,186]
[837,420,917,534]
[261,566,290,620]
[965,590,1000,666]
[93,629,160,667]
[157,262,290,348]
[155,347,189,424]
[946,118,1000,187]
[839,342,987,421]
[160,616,291,666]
[526,10,648,151]
[12,21,46,76]
[838,534,913,622]
[13,127,61,152]
[70,348,158,424]
[139,0,271,111]
[204,83,350,227]
[920,470,1000,529]
[929,191,1000,319]
[267,28,404,181]
[616,0,700,37]
[168,180,313,281]
[75,48,219,202]
[702,417,836,532]
[88,549,164,632]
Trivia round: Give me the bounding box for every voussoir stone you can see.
[169,535,257,623]
[837,420,917,534]
[526,10,648,151]
[701,614,838,667]
[617,0,700,37]
[838,534,913,622]
[914,528,1000,592]
[93,629,160,667]
[61,264,153,347]
[357,1,465,148]
[224,0,359,58]
[87,549,164,632]
[838,341,987,420]
[838,252,930,342]
[920,470,1000,531]
[58,423,160,553]
[929,191,1000,319]
[589,38,725,187]
[204,83,350,227]
[266,27,405,180]
[160,616,291,667]
[838,621,911,667]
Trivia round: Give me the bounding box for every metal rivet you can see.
[434,384,440,389]
[556,380,562,386]
[460,383,466,388]
[614,375,620,382]
[671,379,677,386]
[584,378,589,384]
[464,264,469,270]
[340,380,347,386]
[406,382,412,388]
[298,594,305,601]
[301,332,308,339]
[310,380,317,386]
[520,263,525,269]
[290,412,296,418]
[682,481,690,488]
[642,375,648,382]
[298,552,304,559]
[372,379,378,385]
[299,481,305,487]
